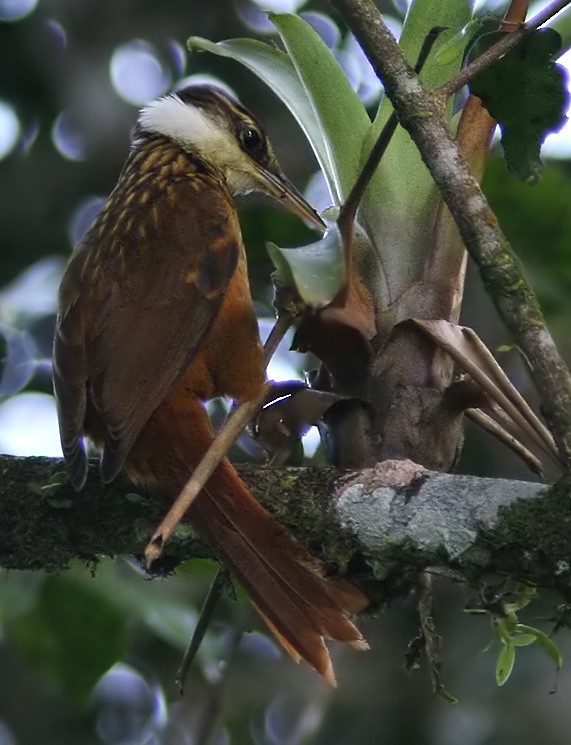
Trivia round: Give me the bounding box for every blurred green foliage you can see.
[7,573,128,704]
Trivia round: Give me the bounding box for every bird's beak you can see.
[256,167,326,234]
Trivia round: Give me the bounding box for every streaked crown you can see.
[138,84,324,230]
[139,85,277,193]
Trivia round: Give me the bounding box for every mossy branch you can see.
[2,455,571,597]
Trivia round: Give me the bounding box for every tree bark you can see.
[2,455,570,598]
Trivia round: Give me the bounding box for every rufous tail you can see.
[128,394,368,684]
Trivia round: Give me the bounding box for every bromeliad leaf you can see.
[496,641,516,686]
[362,1,473,306]
[468,28,570,183]
[510,633,538,647]
[254,382,342,465]
[434,18,487,67]
[464,409,543,476]
[267,225,345,308]
[517,624,563,669]
[268,13,371,204]
[409,319,560,468]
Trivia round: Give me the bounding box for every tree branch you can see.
[329,0,571,466]
[2,455,570,598]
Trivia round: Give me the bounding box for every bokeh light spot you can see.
[237,2,275,33]
[69,196,106,246]
[542,48,571,158]
[45,18,67,51]
[52,111,86,161]
[174,74,237,100]
[110,40,170,105]
[1,255,65,322]
[0,0,37,21]
[0,100,20,159]
[21,118,39,153]
[301,12,341,48]
[92,663,167,745]
[167,39,187,77]
[0,393,62,457]
[304,170,333,214]
[343,32,383,105]
[249,0,306,12]
[0,328,37,398]
[0,721,17,745]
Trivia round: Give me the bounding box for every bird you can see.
[52,84,367,683]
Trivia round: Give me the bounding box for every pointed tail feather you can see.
[190,459,367,682]
[128,395,367,682]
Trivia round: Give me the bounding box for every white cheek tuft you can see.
[138,93,261,195]
[139,94,224,153]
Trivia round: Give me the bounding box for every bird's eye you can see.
[240,127,263,153]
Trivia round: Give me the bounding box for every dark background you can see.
[1,1,571,743]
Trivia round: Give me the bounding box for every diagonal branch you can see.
[329,0,571,466]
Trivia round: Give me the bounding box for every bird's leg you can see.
[144,380,273,567]
[165,312,296,691]
[145,311,295,566]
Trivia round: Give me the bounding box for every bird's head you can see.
[138,84,324,232]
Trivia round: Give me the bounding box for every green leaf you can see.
[7,575,127,704]
[434,18,486,67]
[511,633,537,647]
[361,0,474,304]
[496,641,516,686]
[548,5,571,56]
[493,616,516,645]
[268,13,371,204]
[266,226,345,307]
[511,582,537,611]
[516,624,563,669]
[468,29,570,183]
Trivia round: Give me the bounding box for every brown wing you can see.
[53,173,240,488]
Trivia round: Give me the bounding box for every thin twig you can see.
[263,311,294,366]
[176,568,229,696]
[171,315,294,681]
[144,381,273,566]
[439,0,571,97]
[145,310,294,566]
